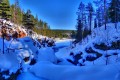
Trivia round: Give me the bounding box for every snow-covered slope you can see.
[29,61,120,80]
[0,22,120,80]
[56,23,120,65]
[0,36,57,79]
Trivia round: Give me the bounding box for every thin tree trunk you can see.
[3,35,4,54]
[104,0,107,30]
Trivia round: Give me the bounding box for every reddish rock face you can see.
[0,27,27,39]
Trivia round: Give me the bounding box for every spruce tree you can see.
[94,18,97,28]
[34,14,38,27]
[86,2,94,33]
[75,2,85,42]
[13,0,22,25]
[76,19,83,42]
[94,0,109,29]
[0,0,11,54]
[0,0,11,20]
[96,8,102,27]
[23,9,34,30]
[108,0,120,23]
[38,20,44,28]
[23,9,34,36]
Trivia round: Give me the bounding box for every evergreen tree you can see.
[94,0,102,27]
[76,19,83,42]
[71,31,76,39]
[94,0,109,29]
[86,2,94,33]
[75,2,85,42]
[77,2,86,26]
[34,14,38,27]
[0,0,11,20]
[13,0,22,25]
[43,22,48,29]
[38,20,43,28]
[108,0,120,23]
[94,18,97,28]
[75,2,93,42]
[0,0,11,54]
[96,8,102,27]
[23,9,34,30]
[103,0,107,30]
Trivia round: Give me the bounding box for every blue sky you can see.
[9,0,92,30]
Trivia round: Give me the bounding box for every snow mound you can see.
[30,61,120,80]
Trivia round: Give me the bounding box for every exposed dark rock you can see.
[86,56,96,61]
[30,59,36,65]
[23,57,29,62]
[67,52,83,65]
[94,41,120,50]
[94,43,108,51]
[85,47,102,58]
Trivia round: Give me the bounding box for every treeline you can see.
[0,0,74,38]
[33,27,76,38]
[76,0,120,42]
[0,0,50,30]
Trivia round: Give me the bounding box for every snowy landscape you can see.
[0,0,120,80]
[0,21,120,80]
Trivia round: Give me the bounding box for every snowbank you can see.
[30,61,120,80]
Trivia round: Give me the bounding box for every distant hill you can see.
[51,29,76,33]
[33,27,76,38]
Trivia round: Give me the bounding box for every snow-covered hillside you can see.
[56,23,120,65]
[0,21,120,80]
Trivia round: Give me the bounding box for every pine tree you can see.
[76,19,83,42]
[75,2,93,42]
[77,2,86,25]
[104,0,107,30]
[43,22,48,29]
[94,18,97,28]
[75,2,85,42]
[86,2,94,33]
[0,0,11,54]
[71,31,76,39]
[13,0,22,25]
[34,14,38,27]
[108,0,120,23]
[96,8,102,27]
[0,0,11,20]
[23,9,34,32]
[94,0,102,27]
[38,20,43,28]
[94,0,109,29]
